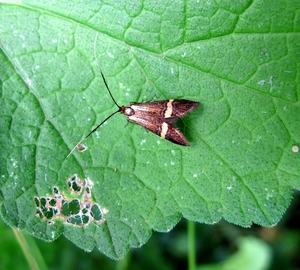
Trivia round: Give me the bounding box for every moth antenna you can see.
[94,32,121,109]
[67,33,124,157]
[67,109,121,157]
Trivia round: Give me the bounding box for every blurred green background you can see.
[1,191,299,270]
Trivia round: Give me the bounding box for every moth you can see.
[68,70,199,156]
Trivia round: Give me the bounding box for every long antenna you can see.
[67,109,120,157]
[94,32,121,109]
[67,32,122,157]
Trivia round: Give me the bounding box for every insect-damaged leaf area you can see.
[0,0,300,260]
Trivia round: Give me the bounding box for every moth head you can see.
[123,106,134,116]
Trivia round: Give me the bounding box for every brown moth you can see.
[122,99,199,146]
[68,69,199,156]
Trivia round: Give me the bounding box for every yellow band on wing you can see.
[164,99,174,118]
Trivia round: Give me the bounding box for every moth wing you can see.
[169,100,200,118]
[127,114,190,146]
[163,121,190,145]
[130,100,199,118]
[129,102,167,117]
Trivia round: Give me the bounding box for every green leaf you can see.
[0,0,299,260]
[198,236,271,270]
